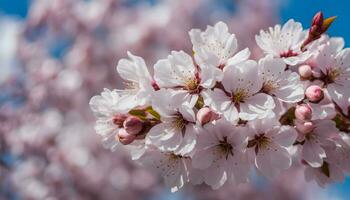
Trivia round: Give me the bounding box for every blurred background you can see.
[0,0,349,199]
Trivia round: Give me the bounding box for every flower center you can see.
[247,134,272,154]
[184,77,199,93]
[324,67,341,84]
[280,49,298,58]
[171,113,188,134]
[232,89,248,104]
[262,80,278,93]
[217,136,234,159]
[168,153,182,161]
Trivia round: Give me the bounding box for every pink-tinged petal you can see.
[116,52,151,83]
[328,37,345,53]
[249,116,279,134]
[302,140,325,167]
[154,51,196,88]
[118,94,140,110]
[200,64,224,88]
[255,144,291,178]
[203,160,227,189]
[269,145,292,170]
[175,125,197,155]
[160,131,183,151]
[195,126,219,149]
[94,118,118,138]
[127,140,146,160]
[192,148,214,170]
[309,101,336,120]
[327,84,350,116]
[282,52,310,66]
[273,71,305,103]
[239,93,275,120]
[313,120,338,138]
[202,88,231,111]
[330,164,345,182]
[179,104,196,122]
[147,123,167,141]
[222,60,261,95]
[315,44,336,74]
[273,126,297,147]
[222,105,239,124]
[225,48,250,68]
[154,59,184,87]
[259,56,285,77]
[229,151,250,184]
[151,89,184,117]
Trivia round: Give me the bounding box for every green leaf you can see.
[145,106,161,121]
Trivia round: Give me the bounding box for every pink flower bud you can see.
[295,104,312,121]
[296,121,314,134]
[123,116,143,135]
[312,12,323,27]
[113,114,128,128]
[117,129,136,145]
[298,65,312,78]
[197,107,218,126]
[305,85,324,102]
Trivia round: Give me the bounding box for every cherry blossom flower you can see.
[258,56,304,103]
[191,120,250,189]
[203,60,275,123]
[247,117,297,178]
[89,88,128,151]
[314,43,350,116]
[299,120,338,168]
[256,19,310,66]
[189,21,250,69]
[146,89,197,155]
[153,50,221,107]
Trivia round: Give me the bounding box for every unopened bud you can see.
[117,129,136,145]
[113,114,128,128]
[305,85,324,102]
[301,12,336,51]
[295,104,312,121]
[298,65,313,78]
[312,12,323,28]
[197,107,218,126]
[123,116,143,135]
[296,121,314,134]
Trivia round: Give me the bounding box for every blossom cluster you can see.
[90,12,350,191]
[4,0,315,199]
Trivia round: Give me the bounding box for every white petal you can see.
[222,60,261,95]
[192,148,214,170]
[116,52,151,82]
[154,51,196,88]
[302,140,325,167]
[239,93,275,120]
[225,48,251,67]
[202,88,232,112]
[272,126,297,147]
[200,64,224,88]
[255,145,291,178]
